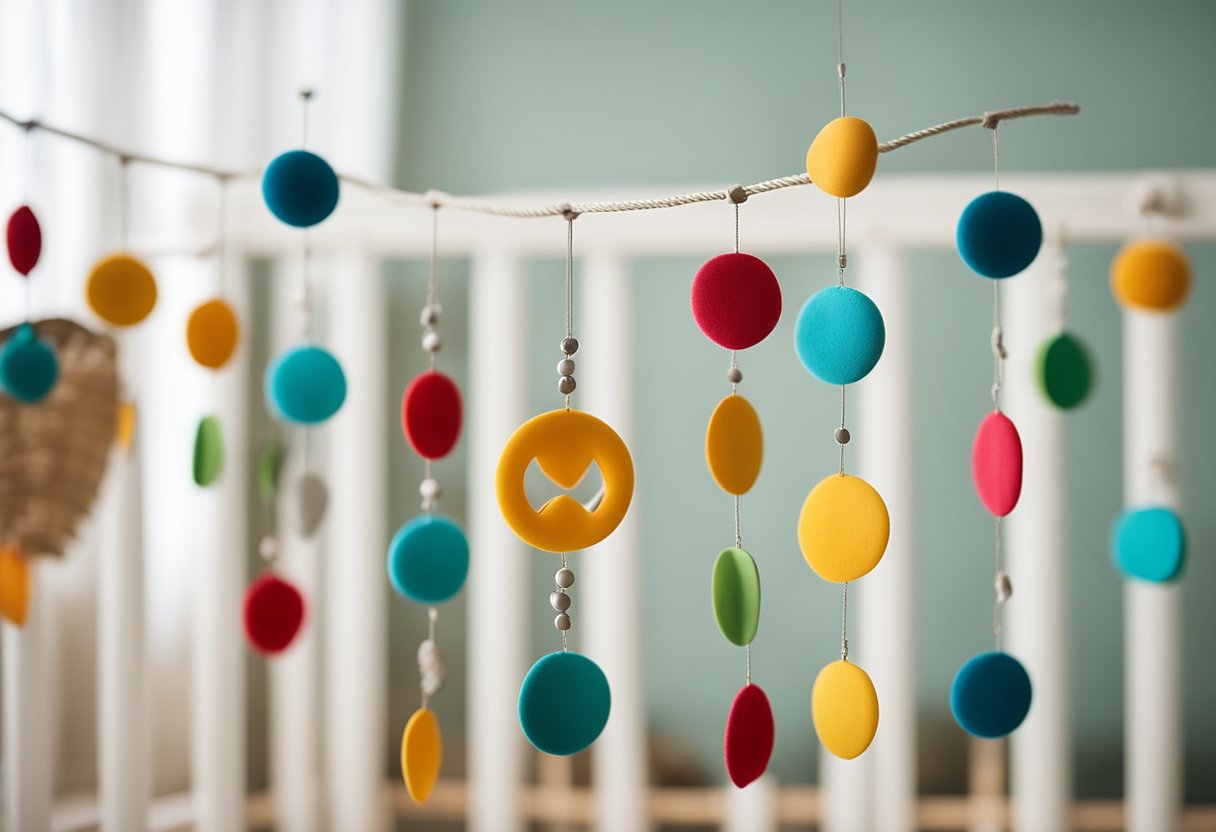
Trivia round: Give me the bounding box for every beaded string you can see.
[551,209,581,647]
[987,129,1011,648]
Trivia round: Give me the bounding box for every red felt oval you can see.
[691,253,782,350]
[971,411,1023,517]
[6,206,41,276]
[243,573,305,655]
[402,370,463,460]
[723,683,774,788]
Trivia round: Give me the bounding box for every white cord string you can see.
[840,582,849,661]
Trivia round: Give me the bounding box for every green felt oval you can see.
[193,415,223,487]
[712,547,760,646]
[258,439,284,500]
[1036,332,1093,410]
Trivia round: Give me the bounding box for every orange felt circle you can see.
[401,707,442,804]
[805,116,879,199]
[797,473,889,583]
[705,394,763,495]
[186,298,239,369]
[496,408,634,553]
[87,254,158,326]
[0,547,31,627]
[1110,240,1191,312]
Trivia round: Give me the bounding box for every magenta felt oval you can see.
[723,683,774,788]
[691,253,782,350]
[971,411,1023,517]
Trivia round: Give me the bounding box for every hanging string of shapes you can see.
[0,102,1078,219]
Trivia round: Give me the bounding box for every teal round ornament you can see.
[262,150,340,228]
[386,514,469,604]
[1112,506,1185,583]
[1036,332,1093,409]
[0,323,59,404]
[950,650,1032,738]
[793,285,885,385]
[712,547,760,647]
[265,345,346,425]
[519,651,610,756]
[956,191,1042,279]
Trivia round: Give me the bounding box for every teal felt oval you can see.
[712,547,760,646]
[1036,332,1093,409]
[0,323,59,404]
[265,345,346,425]
[193,415,223,486]
[519,651,610,756]
[793,286,885,385]
[1112,506,1185,583]
[950,650,1032,738]
[386,514,469,604]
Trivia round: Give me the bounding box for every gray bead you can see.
[560,337,579,356]
[835,427,851,445]
[555,567,575,588]
[550,591,571,612]
[422,331,442,353]
[995,573,1013,602]
[419,303,442,327]
[558,375,576,395]
[557,358,576,376]
[554,613,572,631]
[727,366,743,384]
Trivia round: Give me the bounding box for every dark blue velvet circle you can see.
[956,191,1042,279]
[519,651,611,756]
[0,324,59,404]
[387,514,469,604]
[262,150,340,228]
[950,650,1032,738]
[265,345,346,425]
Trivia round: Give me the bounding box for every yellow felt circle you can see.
[401,707,441,804]
[0,547,31,628]
[186,298,239,369]
[805,116,879,199]
[812,660,879,760]
[705,394,763,495]
[1110,240,1191,312]
[87,254,158,326]
[797,473,889,582]
[496,409,634,553]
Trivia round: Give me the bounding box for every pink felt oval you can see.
[6,206,41,276]
[691,253,782,350]
[723,683,774,788]
[971,411,1023,517]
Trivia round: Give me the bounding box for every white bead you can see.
[995,573,1013,602]
[259,535,278,561]
[420,477,442,501]
[555,567,575,588]
[422,330,442,353]
[550,591,571,612]
[419,303,442,327]
[554,613,572,631]
[557,375,576,395]
[557,358,575,376]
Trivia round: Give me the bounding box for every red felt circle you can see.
[691,253,782,350]
[6,206,42,276]
[723,683,775,788]
[243,573,305,655]
[402,370,463,460]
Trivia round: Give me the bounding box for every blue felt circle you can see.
[793,285,885,385]
[956,191,1042,279]
[1112,506,1186,583]
[387,514,469,604]
[0,324,59,404]
[519,651,611,756]
[262,150,340,228]
[265,345,346,425]
[950,651,1032,739]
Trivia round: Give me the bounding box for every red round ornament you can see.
[691,253,782,350]
[401,370,463,460]
[723,683,775,788]
[6,206,42,276]
[243,572,305,655]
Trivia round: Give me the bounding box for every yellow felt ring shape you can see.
[705,394,763,495]
[496,409,634,553]
[186,298,239,369]
[401,707,441,804]
[1109,240,1191,312]
[812,660,879,760]
[87,254,158,327]
[805,116,879,199]
[798,473,889,582]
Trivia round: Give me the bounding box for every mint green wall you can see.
[387,0,1216,802]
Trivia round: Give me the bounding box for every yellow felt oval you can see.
[0,547,31,627]
[401,707,442,804]
[805,116,879,199]
[87,254,158,327]
[797,473,889,582]
[186,298,239,369]
[812,660,879,760]
[705,394,763,495]
[115,401,136,451]
[1110,240,1191,312]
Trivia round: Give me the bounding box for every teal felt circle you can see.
[1112,506,1185,583]
[956,191,1042,279]
[793,285,885,385]
[262,150,340,228]
[519,651,611,756]
[265,345,346,425]
[386,514,469,604]
[0,324,59,404]
[712,547,760,646]
[950,650,1032,739]
[1036,332,1093,409]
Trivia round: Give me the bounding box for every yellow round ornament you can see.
[401,707,441,804]
[705,394,763,495]
[87,254,157,326]
[812,659,879,760]
[805,116,879,199]
[797,473,889,582]
[0,547,31,628]
[1110,240,1191,312]
[187,298,239,369]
